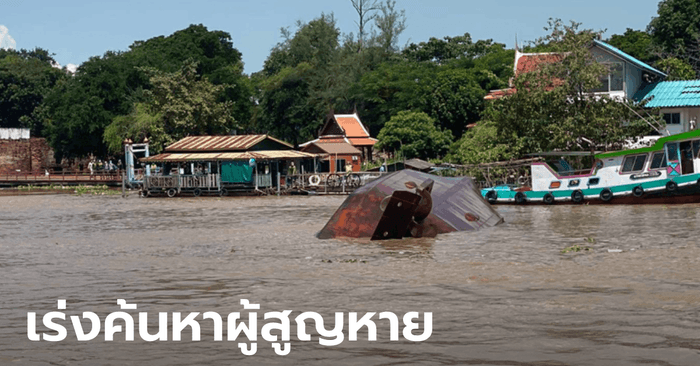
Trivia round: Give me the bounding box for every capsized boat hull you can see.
[317,170,504,239]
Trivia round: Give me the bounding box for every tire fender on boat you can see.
[571,189,584,203]
[543,193,555,204]
[666,180,677,192]
[632,185,644,197]
[485,190,498,204]
[309,175,321,186]
[167,188,177,198]
[600,188,613,202]
[514,191,527,204]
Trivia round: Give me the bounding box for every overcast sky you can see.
[2,0,662,74]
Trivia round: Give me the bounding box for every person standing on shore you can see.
[88,161,94,175]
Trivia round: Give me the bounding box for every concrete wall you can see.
[0,138,55,174]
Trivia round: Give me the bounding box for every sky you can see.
[1,0,663,74]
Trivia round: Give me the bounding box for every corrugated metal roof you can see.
[164,134,293,152]
[634,80,700,108]
[593,40,666,77]
[306,142,361,155]
[142,150,318,163]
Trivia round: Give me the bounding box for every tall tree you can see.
[648,0,700,75]
[374,0,406,55]
[256,14,342,145]
[104,61,235,154]
[0,48,66,135]
[44,24,251,159]
[606,28,656,64]
[350,0,379,51]
[376,110,453,159]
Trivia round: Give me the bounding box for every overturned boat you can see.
[317,170,504,240]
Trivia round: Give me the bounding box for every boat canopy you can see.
[596,129,700,159]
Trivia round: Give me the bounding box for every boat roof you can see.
[596,129,700,159]
[526,151,601,157]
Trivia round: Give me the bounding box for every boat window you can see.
[649,152,667,169]
[568,179,580,187]
[666,142,679,161]
[693,140,700,158]
[549,181,561,189]
[588,178,599,185]
[621,154,647,173]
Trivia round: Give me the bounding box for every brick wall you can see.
[0,138,55,174]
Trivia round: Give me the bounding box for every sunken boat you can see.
[317,170,504,240]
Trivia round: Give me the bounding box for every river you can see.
[1,194,700,365]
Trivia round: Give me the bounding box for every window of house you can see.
[335,159,345,172]
[621,154,647,173]
[591,63,624,93]
[649,152,667,170]
[663,113,681,125]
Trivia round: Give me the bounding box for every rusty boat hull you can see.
[317,170,504,240]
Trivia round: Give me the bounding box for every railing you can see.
[285,172,386,193]
[256,174,272,188]
[0,170,124,183]
[144,174,219,189]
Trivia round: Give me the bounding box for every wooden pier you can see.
[0,170,124,187]
[140,171,387,197]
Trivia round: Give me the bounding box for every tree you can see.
[103,61,236,154]
[374,0,406,55]
[606,28,656,64]
[376,110,453,159]
[350,0,379,51]
[44,24,251,159]
[0,48,66,135]
[656,57,696,80]
[648,0,700,75]
[447,121,518,165]
[255,14,343,146]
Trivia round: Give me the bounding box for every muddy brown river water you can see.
[1,194,700,365]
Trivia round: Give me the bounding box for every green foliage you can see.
[0,48,66,135]
[648,0,700,75]
[606,28,656,64]
[373,0,406,54]
[104,61,235,154]
[44,24,250,160]
[656,57,696,80]
[256,14,346,146]
[376,110,453,159]
[447,121,518,165]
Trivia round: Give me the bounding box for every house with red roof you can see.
[485,40,667,102]
[299,113,377,167]
[482,40,700,137]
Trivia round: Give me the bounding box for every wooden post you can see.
[122,176,126,198]
[277,172,281,196]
